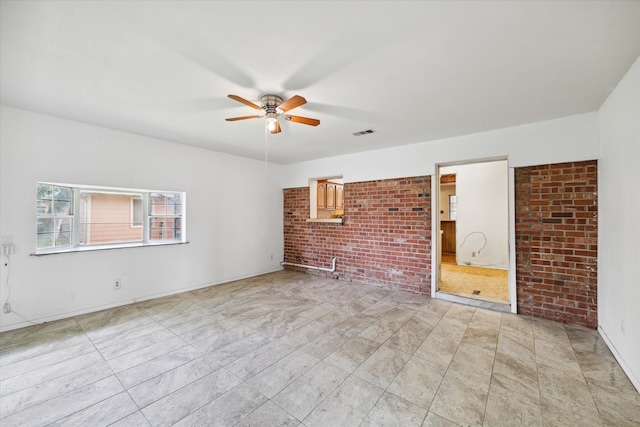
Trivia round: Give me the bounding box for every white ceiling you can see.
[1,1,639,164]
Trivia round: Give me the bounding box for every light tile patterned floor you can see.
[1,270,639,426]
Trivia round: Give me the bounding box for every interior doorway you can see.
[434,160,511,311]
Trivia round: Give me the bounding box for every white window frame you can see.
[35,182,186,255]
[131,197,143,228]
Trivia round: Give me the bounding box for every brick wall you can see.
[283,176,431,294]
[515,161,598,328]
[283,162,598,329]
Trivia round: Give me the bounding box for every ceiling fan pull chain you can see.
[264,121,269,175]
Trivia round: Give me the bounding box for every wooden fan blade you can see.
[286,115,320,126]
[225,115,262,121]
[270,120,282,134]
[228,94,261,110]
[279,95,307,112]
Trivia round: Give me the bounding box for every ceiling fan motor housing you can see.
[261,94,284,115]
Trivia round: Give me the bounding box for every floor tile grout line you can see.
[501,313,546,421]
[363,301,445,420]
[155,367,248,427]
[480,311,503,424]
[265,390,304,424]
[0,365,125,425]
[422,304,484,425]
[565,323,608,422]
[84,308,195,373]
[2,271,635,426]
[534,328,550,425]
[247,292,401,425]
[79,310,152,426]
[0,322,88,367]
[119,297,351,422]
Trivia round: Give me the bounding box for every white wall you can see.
[597,56,640,391]
[0,106,284,332]
[442,162,509,269]
[280,112,599,188]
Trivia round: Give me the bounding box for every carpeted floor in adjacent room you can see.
[439,255,509,304]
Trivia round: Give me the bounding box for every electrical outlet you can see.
[472,251,476,257]
[114,279,122,290]
[1,244,14,256]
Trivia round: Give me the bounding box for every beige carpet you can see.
[439,262,509,304]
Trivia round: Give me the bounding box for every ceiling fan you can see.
[225,94,320,134]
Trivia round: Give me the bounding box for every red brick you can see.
[283,177,431,295]
[515,160,598,329]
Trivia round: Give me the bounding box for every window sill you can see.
[31,241,189,256]
[306,218,344,224]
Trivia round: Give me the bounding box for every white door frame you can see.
[508,167,517,313]
[430,158,517,314]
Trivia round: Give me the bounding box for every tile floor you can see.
[1,270,639,426]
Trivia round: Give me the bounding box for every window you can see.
[449,194,457,220]
[36,183,186,254]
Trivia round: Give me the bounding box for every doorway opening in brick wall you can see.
[434,159,514,312]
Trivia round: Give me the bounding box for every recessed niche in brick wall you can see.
[283,176,432,295]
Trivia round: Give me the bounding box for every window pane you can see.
[449,194,457,220]
[149,217,181,241]
[149,192,182,241]
[79,199,88,244]
[150,193,182,216]
[132,197,143,226]
[175,218,182,239]
[37,184,72,215]
[167,193,182,205]
[37,218,72,249]
[79,192,143,245]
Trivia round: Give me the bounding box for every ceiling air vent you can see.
[352,129,376,136]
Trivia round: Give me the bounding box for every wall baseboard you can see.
[598,325,640,393]
[0,267,284,333]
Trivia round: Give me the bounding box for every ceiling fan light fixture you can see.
[266,116,278,132]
